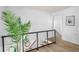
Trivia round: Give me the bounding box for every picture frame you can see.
[66,15,75,26]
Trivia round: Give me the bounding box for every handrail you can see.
[1,29,56,37]
[1,29,56,52]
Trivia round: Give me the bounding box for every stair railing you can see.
[1,29,56,52]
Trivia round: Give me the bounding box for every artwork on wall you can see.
[66,15,75,26]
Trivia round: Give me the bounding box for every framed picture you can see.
[66,15,75,26]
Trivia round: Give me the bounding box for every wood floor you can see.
[30,39,79,52]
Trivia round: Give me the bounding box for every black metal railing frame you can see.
[1,29,56,52]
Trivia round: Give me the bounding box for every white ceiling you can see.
[27,6,71,13]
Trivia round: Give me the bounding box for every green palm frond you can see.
[2,9,31,45]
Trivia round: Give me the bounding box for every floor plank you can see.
[30,39,79,52]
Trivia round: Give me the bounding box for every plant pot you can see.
[10,46,16,52]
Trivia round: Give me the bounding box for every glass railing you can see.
[1,29,56,52]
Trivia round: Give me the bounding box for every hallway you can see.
[31,39,79,52]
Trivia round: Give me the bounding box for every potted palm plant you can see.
[2,9,31,52]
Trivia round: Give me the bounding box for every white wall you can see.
[52,7,79,45]
[0,6,53,51]
[0,7,7,51]
[7,6,52,32]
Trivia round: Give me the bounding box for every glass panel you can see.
[38,32,47,47]
[4,37,13,52]
[4,37,21,52]
[24,34,37,51]
[48,31,55,44]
